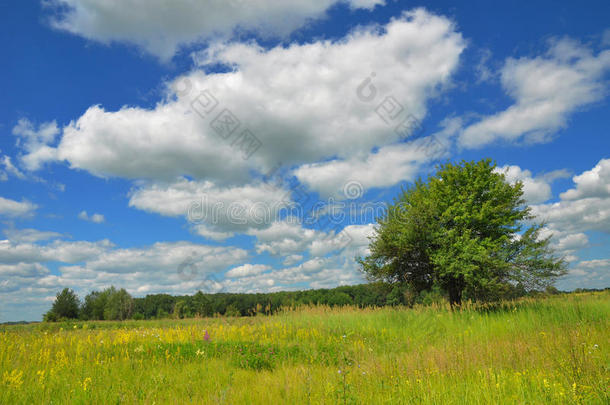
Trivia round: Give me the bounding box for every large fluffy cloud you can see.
[29,10,464,187]
[560,158,610,201]
[128,178,289,237]
[531,158,610,234]
[460,38,610,148]
[46,0,387,61]
[527,159,609,286]
[293,116,460,198]
[495,165,570,205]
[294,139,438,199]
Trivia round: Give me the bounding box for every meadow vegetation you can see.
[1,292,608,404]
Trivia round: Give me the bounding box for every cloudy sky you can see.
[1,0,609,321]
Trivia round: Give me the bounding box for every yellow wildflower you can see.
[81,377,92,391]
[37,369,46,386]
[2,369,24,389]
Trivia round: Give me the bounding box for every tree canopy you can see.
[44,288,80,321]
[359,159,567,306]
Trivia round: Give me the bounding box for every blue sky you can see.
[1,0,609,321]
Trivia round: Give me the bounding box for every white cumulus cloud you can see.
[225,263,270,279]
[494,165,569,204]
[460,38,610,148]
[531,158,610,234]
[0,197,37,218]
[27,10,464,187]
[2,228,63,243]
[78,210,106,223]
[46,0,387,61]
[12,119,59,171]
[560,158,610,200]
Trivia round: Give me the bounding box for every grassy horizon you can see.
[1,292,608,404]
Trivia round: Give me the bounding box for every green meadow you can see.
[1,292,608,404]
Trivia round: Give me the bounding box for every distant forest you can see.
[42,282,607,322]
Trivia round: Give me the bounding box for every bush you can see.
[43,310,58,322]
[545,286,560,295]
[416,286,446,306]
[224,304,241,317]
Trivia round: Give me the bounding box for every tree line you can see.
[45,283,398,321]
[44,281,563,322]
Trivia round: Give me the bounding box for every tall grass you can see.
[1,292,608,404]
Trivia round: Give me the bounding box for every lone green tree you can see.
[45,288,80,320]
[359,159,567,306]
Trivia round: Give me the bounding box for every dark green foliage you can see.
[172,299,189,319]
[42,281,576,322]
[49,282,397,321]
[359,159,567,306]
[45,288,80,320]
[104,287,134,320]
[124,283,395,320]
[327,292,353,306]
[385,284,403,306]
[42,311,58,322]
[224,304,241,317]
[80,290,105,320]
[75,286,134,321]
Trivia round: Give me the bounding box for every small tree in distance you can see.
[44,288,80,321]
[359,159,567,306]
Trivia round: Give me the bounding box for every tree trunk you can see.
[448,281,462,308]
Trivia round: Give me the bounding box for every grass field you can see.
[1,292,608,404]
